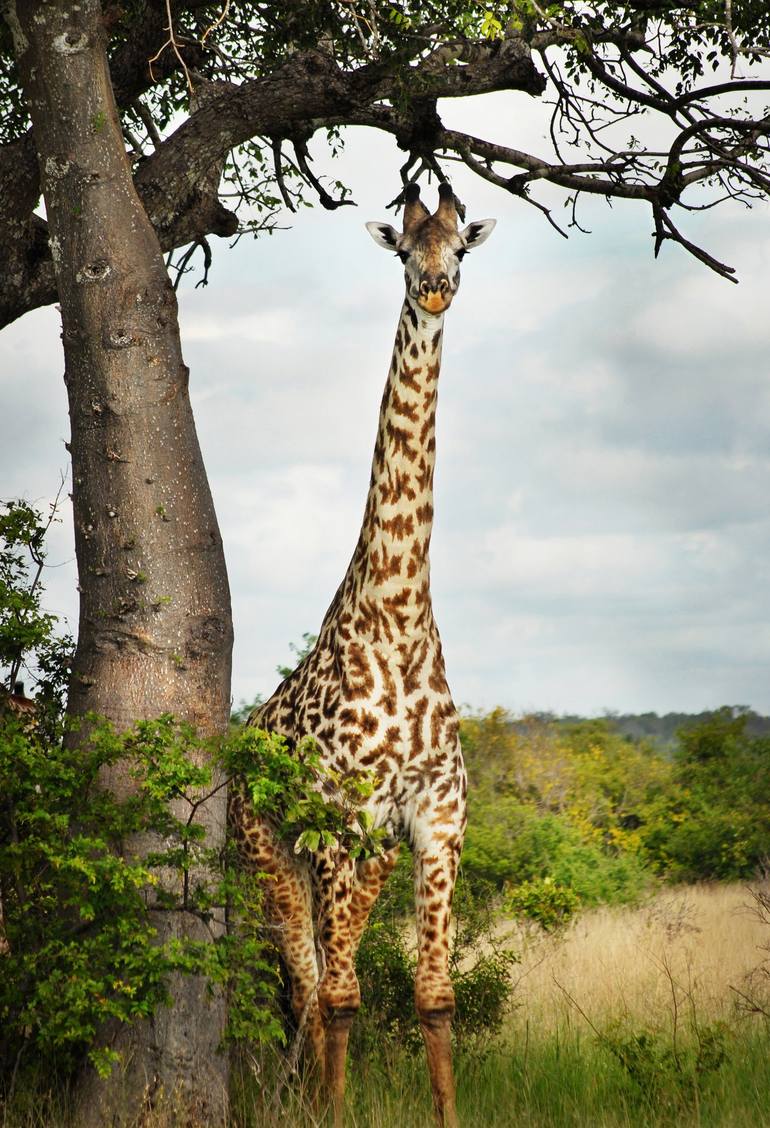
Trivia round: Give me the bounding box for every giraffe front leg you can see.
[413,822,464,1128]
[313,851,359,1128]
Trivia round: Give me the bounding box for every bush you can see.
[353,868,519,1058]
[639,710,770,881]
[0,714,286,1080]
[505,877,579,931]
[462,795,651,908]
[600,1020,729,1112]
[461,798,572,889]
[354,920,421,1053]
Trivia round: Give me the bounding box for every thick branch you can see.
[1,13,768,325]
[0,36,548,326]
[0,0,215,327]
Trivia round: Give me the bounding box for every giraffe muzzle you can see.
[417,280,453,314]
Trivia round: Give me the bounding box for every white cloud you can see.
[628,269,770,360]
[3,109,770,717]
[183,308,295,344]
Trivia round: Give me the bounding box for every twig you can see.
[724,0,741,78]
[201,0,231,46]
[293,140,356,211]
[269,947,326,1116]
[132,98,163,151]
[122,123,144,159]
[8,472,68,692]
[552,976,604,1039]
[148,0,193,94]
[652,201,738,282]
[272,140,296,212]
[459,146,569,240]
[169,239,213,290]
[730,984,770,1019]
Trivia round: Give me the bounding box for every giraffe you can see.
[231,182,496,1127]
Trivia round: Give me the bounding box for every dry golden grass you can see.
[505,881,769,1036]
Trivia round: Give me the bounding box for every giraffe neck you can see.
[347,298,444,628]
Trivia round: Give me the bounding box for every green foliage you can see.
[354,869,518,1057]
[449,878,519,1052]
[1,709,390,1082]
[600,1020,730,1111]
[0,497,72,710]
[460,706,770,902]
[462,799,571,886]
[0,502,287,1082]
[0,505,392,1086]
[222,727,386,861]
[505,876,579,931]
[354,921,420,1052]
[0,713,284,1079]
[461,793,650,908]
[639,709,770,881]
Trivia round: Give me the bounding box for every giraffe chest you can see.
[256,634,465,839]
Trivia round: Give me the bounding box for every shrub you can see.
[353,869,519,1058]
[452,948,519,1050]
[462,796,651,908]
[461,798,571,889]
[640,711,770,881]
[600,1020,729,1111]
[354,920,421,1053]
[0,714,287,1080]
[505,877,579,931]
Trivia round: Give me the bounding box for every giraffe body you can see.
[231,183,496,1127]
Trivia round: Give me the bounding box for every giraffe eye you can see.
[397,250,410,264]
[456,249,467,261]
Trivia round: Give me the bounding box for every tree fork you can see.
[7,1,233,1123]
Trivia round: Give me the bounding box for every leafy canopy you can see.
[1,0,769,323]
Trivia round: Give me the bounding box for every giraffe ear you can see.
[460,219,497,250]
[366,221,400,251]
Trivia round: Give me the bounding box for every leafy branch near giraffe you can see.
[231,182,496,1127]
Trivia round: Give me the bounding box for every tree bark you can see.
[7,1,233,1123]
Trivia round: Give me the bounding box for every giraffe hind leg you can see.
[349,845,401,956]
[239,818,326,1074]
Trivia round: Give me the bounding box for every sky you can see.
[2,89,770,718]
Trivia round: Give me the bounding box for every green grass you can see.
[4,879,770,1126]
[224,1019,770,1127]
[2,1021,769,1126]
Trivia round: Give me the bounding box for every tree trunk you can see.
[7,2,233,1123]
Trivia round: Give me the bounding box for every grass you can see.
[3,883,769,1127]
[235,1023,770,1127]
[230,882,770,1126]
[507,882,768,1032]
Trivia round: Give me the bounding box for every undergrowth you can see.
[226,1018,770,1128]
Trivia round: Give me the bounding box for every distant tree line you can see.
[521,707,770,753]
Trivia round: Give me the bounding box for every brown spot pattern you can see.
[233,259,471,1127]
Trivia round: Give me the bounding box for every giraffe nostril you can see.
[420,277,449,297]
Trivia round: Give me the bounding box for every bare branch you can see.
[148,0,194,94]
[272,139,296,213]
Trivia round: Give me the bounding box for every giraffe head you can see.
[366,183,496,315]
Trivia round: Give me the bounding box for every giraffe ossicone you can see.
[231,182,496,1128]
